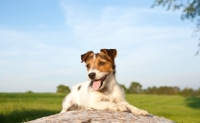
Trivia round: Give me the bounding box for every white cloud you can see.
[61,2,200,90]
[0,28,85,92]
[61,3,192,48]
[0,1,199,92]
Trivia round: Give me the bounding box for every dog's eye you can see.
[86,64,90,68]
[99,62,105,66]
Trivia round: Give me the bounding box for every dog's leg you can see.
[122,102,148,115]
[60,93,74,113]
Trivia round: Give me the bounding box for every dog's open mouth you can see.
[92,74,108,91]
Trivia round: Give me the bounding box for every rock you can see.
[26,110,175,123]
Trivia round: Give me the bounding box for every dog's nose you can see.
[88,72,96,80]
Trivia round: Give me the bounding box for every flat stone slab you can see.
[26,110,175,123]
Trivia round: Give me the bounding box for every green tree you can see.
[196,87,200,95]
[128,82,142,94]
[25,90,34,93]
[119,84,128,93]
[157,86,179,95]
[56,84,70,93]
[181,87,195,96]
[152,0,200,55]
[146,86,158,94]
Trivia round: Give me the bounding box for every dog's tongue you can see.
[92,80,101,91]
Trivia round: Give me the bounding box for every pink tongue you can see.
[92,80,101,91]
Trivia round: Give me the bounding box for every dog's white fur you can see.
[61,50,148,115]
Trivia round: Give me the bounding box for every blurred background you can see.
[1,0,200,92]
[0,0,200,123]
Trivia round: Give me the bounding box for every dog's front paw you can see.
[60,109,67,114]
[134,109,149,116]
[111,104,127,112]
[119,105,129,112]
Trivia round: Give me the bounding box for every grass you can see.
[126,94,200,123]
[0,93,200,123]
[0,93,64,123]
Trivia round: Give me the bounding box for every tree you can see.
[180,87,195,96]
[26,90,34,93]
[152,0,200,55]
[196,87,200,95]
[128,82,142,94]
[118,84,128,94]
[57,84,70,93]
[145,86,181,95]
[145,86,158,94]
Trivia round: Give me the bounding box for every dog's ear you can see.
[100,49,117,61]
[81,51,94,63]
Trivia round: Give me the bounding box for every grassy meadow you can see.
[0,93,199,123]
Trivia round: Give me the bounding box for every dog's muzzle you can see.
[89,73,108,91]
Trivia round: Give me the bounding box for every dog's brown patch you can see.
[85,54,115,73]
[82,49,117,74]
[85,54,95,71]
[100,49,117,61]
[81,51,94,63]
[77,85,81,90]
[95,53,113,73]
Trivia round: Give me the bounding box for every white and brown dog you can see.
[61,49,148,115]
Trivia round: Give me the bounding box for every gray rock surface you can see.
[26,110,175,123]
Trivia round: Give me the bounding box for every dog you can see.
[61,49,148,115]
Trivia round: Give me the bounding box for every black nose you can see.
[88,72,96,80]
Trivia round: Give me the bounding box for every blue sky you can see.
[0,0,199,92]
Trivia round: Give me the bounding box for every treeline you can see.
[120,82,200,96]
[56,82,200,96]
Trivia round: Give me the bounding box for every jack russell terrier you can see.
[61,49,148,115]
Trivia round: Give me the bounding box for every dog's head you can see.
[81,49,117,91]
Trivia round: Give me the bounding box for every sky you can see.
[0,0,199,92]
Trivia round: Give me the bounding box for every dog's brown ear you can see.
[100,49,117,61]
[81,51,94,63]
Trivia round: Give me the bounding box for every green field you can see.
[0,93,199,123]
